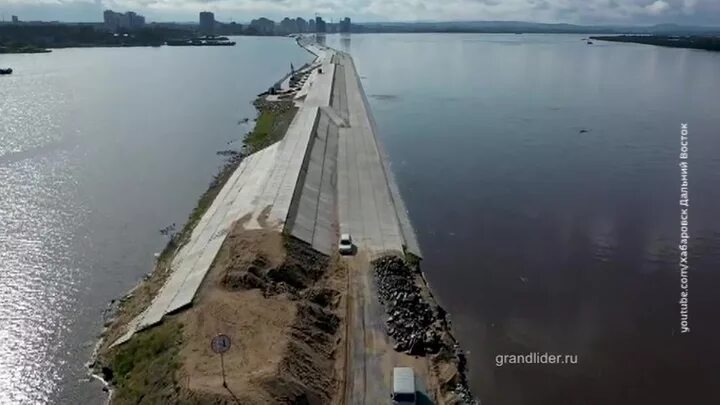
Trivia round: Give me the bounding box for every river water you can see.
[326,33,720,404]
[0,37,313,404]
[2,33,719,405]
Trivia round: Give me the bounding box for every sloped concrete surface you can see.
[112,143,280,346]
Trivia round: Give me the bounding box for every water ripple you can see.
[1,152,85,404]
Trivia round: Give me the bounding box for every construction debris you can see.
[373,255,478,404]
[373,256,444,355]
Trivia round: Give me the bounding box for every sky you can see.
[1,0,719,25]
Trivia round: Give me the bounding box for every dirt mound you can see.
[181,287,297,400]
[221,235,329,297]
[222,270,268,290]
[258,302,340,404]
[293,302,340,342]
[302,288,340,308]
[178,227,343,404]
[267,239,329,291]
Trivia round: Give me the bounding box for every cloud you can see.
[645,0,670,15]
[682,0,696,14]
[0,0,718,24]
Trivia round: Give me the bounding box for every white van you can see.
[392,367,417,404]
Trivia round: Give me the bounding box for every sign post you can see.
[211,334,232,388]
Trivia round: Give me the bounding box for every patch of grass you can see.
[405,252,422,270]
[244,101,297,153]
[109,321,184,405]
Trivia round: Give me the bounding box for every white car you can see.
[338,233,354,255]
[392,367,416,404]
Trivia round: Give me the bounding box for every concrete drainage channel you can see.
[373,256,478,404]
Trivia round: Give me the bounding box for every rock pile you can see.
[454,383,476,404]
[450,343,477,404]
[374,255,478,403]
[254,98,294,114]
[373,256,444,355]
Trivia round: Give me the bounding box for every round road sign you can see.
[211,334,232,354]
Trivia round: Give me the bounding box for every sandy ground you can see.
[180,226,292,401]
[181,288,297,403]
[173,223,348,404]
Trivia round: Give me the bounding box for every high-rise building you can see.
[199,11,215,34]
[104,9,145,31]
[279,17,298,34]
[308,18,316,32]
[296,18,308,33]
[11,15,19,24]
[126,12,145,29]
[315,16,326,33]
[249,18,275,35]
[104,10,119,30]
[339,17,351,33]
[216,21,244,35]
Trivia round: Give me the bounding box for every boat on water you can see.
[587,41,594,45]
[0,68,12,75]
[203,41,236,46]
[166,39,236,47]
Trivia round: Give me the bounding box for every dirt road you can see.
[342,252,431,404]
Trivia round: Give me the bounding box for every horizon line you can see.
[2,15,719,29]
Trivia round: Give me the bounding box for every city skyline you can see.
[1,0,720,26]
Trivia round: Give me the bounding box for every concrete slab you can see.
[321,106,348,128]
[336,53,406,257]
[252,105,320,229]
[331,63,350,122]
[304,62,336,108]
[337,53,422,258]
[112,143,280,347]
[252,61,334,232]
[288,108,339,255]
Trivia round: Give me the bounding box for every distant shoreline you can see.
[591,35,720,51]
[0,41,236,54]
[3,22,719,54]
[0,24,237,54]
[0,45,51,53]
